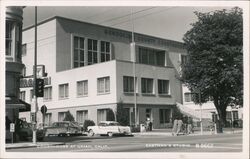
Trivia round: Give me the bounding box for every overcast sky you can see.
[23,6,232,42]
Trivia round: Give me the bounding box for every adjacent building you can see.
[19,16,187,129]
[5,6,30,142]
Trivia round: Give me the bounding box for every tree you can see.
[63,110,75,122]
[116,101,130,126]
[181,7,243,133]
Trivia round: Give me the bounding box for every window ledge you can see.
[159,94,171,98]
[123,92,139,96]
[97,92,111,96]
[77,95,88,98]
[43,99,52,102]
[58,97,69,100]
[141,93,155,96]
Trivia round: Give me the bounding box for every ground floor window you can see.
[45,113,52,126]
[159,109,171,124]
[58,112,67,121]
[76,110,88,124]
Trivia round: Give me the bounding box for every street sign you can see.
[10,123,15,132]
[41,105,47,115]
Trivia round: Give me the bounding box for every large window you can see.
[44,87,52,101]
[88,39,98,65]
[158,80,170,95]
[101,41,111,62]
[76,110,88,124]
[123,76,137,93]
[138,46,165,66]
[97,77,110,94]
[73,36,85,68]
[59,84,69,99]
[141,78,154,94]
[159,109,171,124]
[77,80,88,97]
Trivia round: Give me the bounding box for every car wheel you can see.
[88,129,94,137]
[107,132,113,137]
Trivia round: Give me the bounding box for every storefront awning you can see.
[5,96,31,112]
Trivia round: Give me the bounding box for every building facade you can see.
[5,6,29,142]
[19,16,187,129]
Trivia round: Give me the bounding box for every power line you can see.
[97,7,157,25]
[110,7,177,27]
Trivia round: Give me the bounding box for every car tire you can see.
[88,129,94,137]
[107,132,113,137]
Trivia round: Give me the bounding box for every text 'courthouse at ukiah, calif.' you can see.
[18,15,243,129]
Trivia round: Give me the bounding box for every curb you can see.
[6,142,65,150]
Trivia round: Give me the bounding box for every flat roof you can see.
[23,16,185,49]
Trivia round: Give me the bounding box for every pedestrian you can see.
[172,118,178,136]
[187,117,193,134]
[176,118,183,135]
[183,115,188,134]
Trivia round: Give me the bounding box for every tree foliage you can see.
[181,7,243,130]
[63,110,75,122]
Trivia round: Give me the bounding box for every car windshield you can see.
[109,122,120,126]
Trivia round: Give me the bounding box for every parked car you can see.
[18,121,45,141]
[44,121,82,137]
[87,121,132,137]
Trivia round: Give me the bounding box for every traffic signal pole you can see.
[32,6,38,144]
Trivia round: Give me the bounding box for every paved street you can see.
[7,133,242,152]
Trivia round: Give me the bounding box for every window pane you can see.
[80,38,84,49]
[101,41,105,52]
[106,42,110,52]
[105,77,110,92]
[74,37,78,48]
[80,50,84,61]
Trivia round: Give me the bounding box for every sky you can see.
[22,6,232,42]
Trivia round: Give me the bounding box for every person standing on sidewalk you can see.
[172,117,178,136]
[176,118,183,136]
[187,116,193,134]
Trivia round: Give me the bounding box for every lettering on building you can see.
[20,77,51,88]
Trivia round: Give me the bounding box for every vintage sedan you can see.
[45,121,82,137]
[87,121,131,137]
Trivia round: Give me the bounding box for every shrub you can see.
[83,120,95,132]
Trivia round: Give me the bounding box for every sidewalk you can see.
[6,142,65,150]
[133,128,242,136]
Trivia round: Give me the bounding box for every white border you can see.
[1,0,249,159]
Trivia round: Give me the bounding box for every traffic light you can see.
[36,78,44,97]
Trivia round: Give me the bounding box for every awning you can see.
[5,96,31,112]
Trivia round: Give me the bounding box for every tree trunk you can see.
[214,97,227,133]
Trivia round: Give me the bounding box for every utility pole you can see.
[130,8,137,127]
[32,6,38,144]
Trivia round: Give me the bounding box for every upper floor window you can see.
[184,92,193,102]
[22,44,27,56]
[77,80,88,97]
[158,79,170,95]
[20,91,26,101]
[6,21,13,56]
[88,39,98,65]
[44,87,52,101]
[141,78,154,94]
[123,76,137,93]
[101,41,111,62]
[97,76,110,94]
[138,46,165,66]
[59,83,69,99]
[73,36,85,68]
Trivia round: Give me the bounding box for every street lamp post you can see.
[32,6,38,144]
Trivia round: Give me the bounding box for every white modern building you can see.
[19,16,187,129]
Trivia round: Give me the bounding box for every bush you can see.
[83,120,95,132]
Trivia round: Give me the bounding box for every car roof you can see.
[99,121,118,124]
